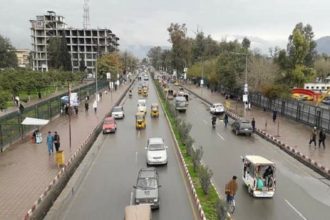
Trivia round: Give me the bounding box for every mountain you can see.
[316,36,330,55]
[120,45,170,59]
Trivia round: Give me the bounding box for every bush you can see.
[216,199,229,220]
[192,145,203,171]
[199,164,213,195]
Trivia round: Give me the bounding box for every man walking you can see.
[224,113,229,128]
[319,129,326,149]
[225,176,238,203]
[272,110,277,123]
[93,100,98,113]
[251,118,256,132]
[46,131,54,155]
[53,131,60,152]
[309,127,317,147]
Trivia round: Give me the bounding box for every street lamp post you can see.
[230,52,248,118]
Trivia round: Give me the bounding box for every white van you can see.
[241,155,276,198]
[125,204,151,220]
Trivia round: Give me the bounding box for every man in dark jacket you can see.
[53,131,61,152]
[319,129,326,149]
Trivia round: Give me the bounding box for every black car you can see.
[133,168,160,209]
[231,119,253,136]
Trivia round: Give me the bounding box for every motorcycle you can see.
[212,117,216,128]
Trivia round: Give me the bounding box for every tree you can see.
[97,52,123,80]
[242,37,251,51]
[167,23,191,75]
[147,46,162,70]
[199,165,213,195]
[314,56,330,81]
[48,34,72,71]
[0,34,17,68]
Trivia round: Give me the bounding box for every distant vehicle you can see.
[210,103,225,115]
[111,106,125,119]
[322,97,330,105]
[144,75,149,81]
[241,155,276,198]
[175,96,187,112]
[133,168,160,209]
[125,205,151,220]
[102,116,117,134]
[137,99,147,114]
[167,89,174,100]
[145,137,168,165]
[136,112,146,129]
[231,119,253,136]
[150,103,159,118]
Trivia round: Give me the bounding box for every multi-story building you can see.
[30,11,119,72]
[16,49,30,68]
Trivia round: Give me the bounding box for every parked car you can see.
[145,137,168,165]
[231,119,253,136]
[210,103,225,115]
[102,116,117,134]
[111,106,125,119]
[133,168,160,209]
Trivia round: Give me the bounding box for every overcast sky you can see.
[0,0,329,57]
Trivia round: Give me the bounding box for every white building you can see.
[30,11,119,72]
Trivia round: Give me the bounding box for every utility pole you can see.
[68,81,72,149]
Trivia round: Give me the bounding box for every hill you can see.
[316,36,330,55]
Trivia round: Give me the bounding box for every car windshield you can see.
[137,177,157,189]
[149,143,165,151]
[104,119,113,124]
[112,107,122,112]
[240,122,251,128]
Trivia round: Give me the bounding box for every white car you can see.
[145,137,168,165]
[210,103,225,115]
[137,99,147,114]
[111,106,125,119]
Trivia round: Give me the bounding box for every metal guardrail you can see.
[0,81,109,151]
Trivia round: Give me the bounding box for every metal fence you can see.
[250,93,330,132]
[0,80,108,150]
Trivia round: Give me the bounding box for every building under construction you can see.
[30,11,119,72]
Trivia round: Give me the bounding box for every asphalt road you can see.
[177,90,330,220]
[45,79,196,220]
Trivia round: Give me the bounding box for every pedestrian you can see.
[319,129,326,149]
[224,113,229,128]
[93,100,97,113]
[74,106,78,115]
[53,131,60,152]
[309,127,317,147]
[272,110,277,123]
[248,102,251,111]
[251,118,256,132]
[19,103,25,114]
[64,104,69,115]
[46,131,54,155]
[14,96,19,106]
[85,102,89,111]
[225,176,238,203]
[99,91,102,100]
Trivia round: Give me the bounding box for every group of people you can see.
[309,127,326,148]
[46,131,61,155]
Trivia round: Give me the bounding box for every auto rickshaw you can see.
[136,112,146,129]
[167,89,174,100]
[142,87,148,97]
[138,86,142,95]
[150,103,159,117]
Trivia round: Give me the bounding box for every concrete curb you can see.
[154,83,207,220]
[185,86,330,180]
[24,82,135,220]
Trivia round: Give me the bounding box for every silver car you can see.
[111,106,125,119]
[133,168,160,209]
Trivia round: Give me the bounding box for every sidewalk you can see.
[0,84,128,220]
[186,84,330,170]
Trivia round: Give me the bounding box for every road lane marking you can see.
[285,199,308,220]
[216,132,225,140]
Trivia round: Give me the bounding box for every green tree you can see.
[147,46,162,70]
[167,23,191,75]
[242,37,251,50]
[0,34,18,68]
[97,52,123,79]
[48,34,72,71]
